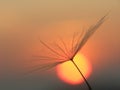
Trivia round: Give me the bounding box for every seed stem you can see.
[71,60,92,90]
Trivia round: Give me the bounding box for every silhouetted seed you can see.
[27,13,108,90]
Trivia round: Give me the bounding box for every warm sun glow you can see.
[56,53,92,85]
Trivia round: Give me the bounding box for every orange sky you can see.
[0,0,120,89]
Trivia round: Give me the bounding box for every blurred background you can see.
[0,0,120,90]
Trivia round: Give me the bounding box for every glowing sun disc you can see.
[56,53,92,85]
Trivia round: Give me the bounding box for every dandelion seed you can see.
[27,14,108,90]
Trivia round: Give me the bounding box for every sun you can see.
[56,53,92,85]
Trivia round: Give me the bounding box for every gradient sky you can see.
[0,0,120,90]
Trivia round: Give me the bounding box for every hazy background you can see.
[0,0,120,90]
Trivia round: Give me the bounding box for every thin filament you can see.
[72,14,108,58]
[54,42,70,59]
[40,40,68,59]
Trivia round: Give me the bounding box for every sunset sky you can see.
[0,0,120,90]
